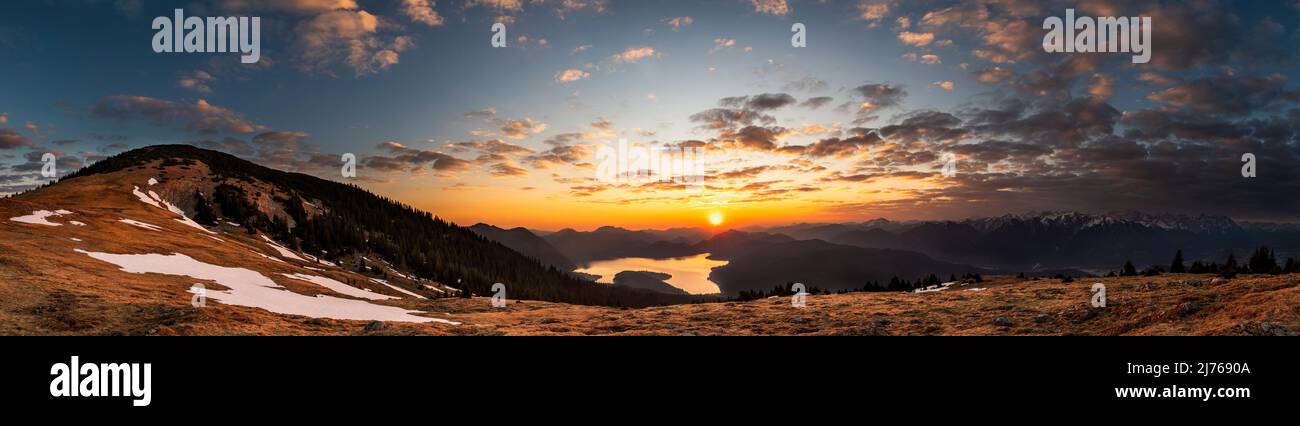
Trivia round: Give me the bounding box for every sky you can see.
[2,0,1300,231]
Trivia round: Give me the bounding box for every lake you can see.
[575,253,728,295]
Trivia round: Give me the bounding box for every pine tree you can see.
[1121,260,1137,277]
[1169,250,1186,273]
[1222,253,1239,278]
[1247,246,1280,275]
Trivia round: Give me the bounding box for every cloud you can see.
[720,93,797,111]
[611,47,658,64]
[749,0,790,15]
[1087,74,1113,100]
[690,108,776,130]
[463,107,497,120]
[0,128,32,149]
[400,0,445,26]
[847,83,907,123]
[24,122,43,140]
[857,0,896,24]
[800,96,834,109]
[499,118,546,139]
[897,31,934,46]
[364,140,471,174]
[853,84,907,108]
[664,16,693,30]
[464,0,523,13]
[448,139,534,156]
[552,0,608,18]
[248,131,315,168]
[216,1,418,75]
[717,125,790,151]
[717,165,771,179]
[219,0,361,15]
[91,95,263,135]
[555,69,591,83]
[489,162,528,177]
[177,70,215,93]
[524,143,593,169]
[932,81,955,90]
[1147,73,1298,117]
[710,38,737,53]
[801,132,884,158]
[976,67,1012,84]
[297,11,407,75]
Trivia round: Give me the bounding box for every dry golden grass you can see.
[2,163,1297,336]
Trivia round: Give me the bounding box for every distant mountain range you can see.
[540,226,702,265]
[755,212,1300,271]
[468,212,1300,296]
[469,223,577,271]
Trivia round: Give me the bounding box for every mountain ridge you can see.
[42,144,701,307]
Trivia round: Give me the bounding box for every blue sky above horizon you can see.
[3,0,1300,230]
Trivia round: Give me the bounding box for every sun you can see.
[708,211,725,226]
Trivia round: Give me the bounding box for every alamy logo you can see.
[1091,283,1107,308]
[152,9,261,64]
[791,283,807,308]
[49,356,152,407]
[1043,9,1151,64]
[595,139,705,186]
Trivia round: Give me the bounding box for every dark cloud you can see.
[800,96,833,109]
[0,128,32,149]
[363,141,471,174]
[1147,73,1300,117]
[489,162,528,177]
[717,126,788,151]
[91,95,262,135]
[720,93,798,111]
[449,139,534,156]
[525,143,592,169]
[852,84,907,107]
[689,108,776,129]
[847,83,908,123]
[799,132,884,158]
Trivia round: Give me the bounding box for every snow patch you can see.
[148,177,158,186]
[132,184,216,234]
[260,235,308,262]
[132,186,163,209]
[9,210,74,226]
[252,251,287,264]
[913,281,960,294]
[76,249,454,324]
[69,221,86,226]
[282,273,397,301]
[119,218,164,231]
[371,278,427,299]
